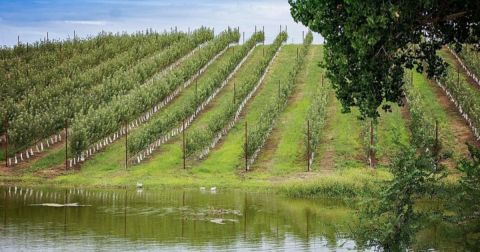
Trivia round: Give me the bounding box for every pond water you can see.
[0,187,466,251]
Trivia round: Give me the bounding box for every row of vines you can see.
[128,31,266,157]
[183,33,287,159]
[69,28,240,156]
[244,32,312,170]
[304,75,329,168]
[5,29,213,155]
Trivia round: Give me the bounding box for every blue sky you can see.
[0,0,322,46]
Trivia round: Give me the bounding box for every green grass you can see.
[253,45,323,174]
[375,103,410,165]
[192,45,301,178]
[409,70,463,158]
[318,90,364,170]
[280,167,392,198]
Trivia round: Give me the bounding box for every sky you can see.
[0,0,323,46]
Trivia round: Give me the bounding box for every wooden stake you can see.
[434,120,439,160]
[242,32,245,44]
[17,36,19,46]
[457,66,460,86]
[370,120,376,168]
[307,120,310,172]
[46,32,49,42]
[183,119,186,169]
[125,122,128,170]
[245,121,248,172]
[302,31,304,42]
[65,119,68,170]
[4,116,8,167]
[233,82,236,105]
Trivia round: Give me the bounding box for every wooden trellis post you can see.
[369,120,376,168]
[307,120,311,172]
[65,119,68,170]
[233,82,236,105]
[183,119,186,169]
[4,116,8,167]
[457,66,460,86]
[125,122,128,170]
[245,120,248,172]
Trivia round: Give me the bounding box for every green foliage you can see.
[244,32,311,160]
[71,28,238,155]
[439,60,480,136]
[404,71,446,158]
[289,0,480,119]
[128,30,264,155]
[304,78,329,157]
[458,44,480,77]
[357,144,446,251]
[184,32,286,157]
[6,30,207,154]
[457,144,480,220]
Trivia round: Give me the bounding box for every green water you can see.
[0,187,467,251]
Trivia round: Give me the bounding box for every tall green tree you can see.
[289,0,480,118]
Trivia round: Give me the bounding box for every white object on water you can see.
[210,187,217,192]
[200,187,206,191]
[136,182,143,188]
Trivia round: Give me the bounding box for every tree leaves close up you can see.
[289,0,480,119]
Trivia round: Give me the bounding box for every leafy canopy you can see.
[289,0,480,118]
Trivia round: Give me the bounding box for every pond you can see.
[0,187,465,251]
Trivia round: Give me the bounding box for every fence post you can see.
[245,120,248,172]
[4,116,8,167]
[370,120,376,168]
[457,66,460,86]
[434,120,439,164]
[307,120,310,172]
[302,31,304,43]
[65,119,68,170]
[125,122,128,170]
[233,82,236,105]
[183,119,186,169]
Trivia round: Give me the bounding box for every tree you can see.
[289,0,480,119]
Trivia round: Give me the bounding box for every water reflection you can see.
[0,187,466,251]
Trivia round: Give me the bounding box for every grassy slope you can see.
[190,45,301,183]
[21,45,238,184]
[252,45,322,174]
[409,70,466,160]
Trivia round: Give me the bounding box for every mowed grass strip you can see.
[51,46,241,187]
[190,45,299,180]
[409,70,464,158]
[374,103,410,166]
[316,90,364,170]
[252,45,323,174]
[120,46,269,186]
